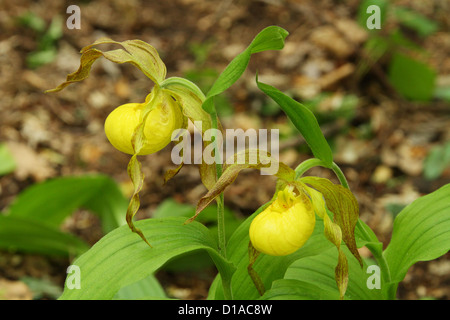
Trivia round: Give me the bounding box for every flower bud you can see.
[249,186,315,256]
[104,96,184,155]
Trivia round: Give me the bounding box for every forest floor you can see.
[0,0,449,300]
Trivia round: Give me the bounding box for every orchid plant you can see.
[47,26,450,300]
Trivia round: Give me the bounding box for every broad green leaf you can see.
[113,274,167,300]
[202,26,288,114]
[284,246,385,300]
[383,184,450,285]
[259,217,385,300]
[257,79,333,167]
[0,215,89,256]
[153,198,238,226]
[388,52,436,101]
[46,38,166,92]
[7,175,127,232]
[355,218,383,257]
[152,198,242,271]
[210,205,334,300]
[0,143,16,176]
[59,217,235,300]
[260,279,340,300]
[301,177,363,267]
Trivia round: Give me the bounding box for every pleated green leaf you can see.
[383,183,450,284]
[113,274,167,300]
[284,246,385,300]
[59,217,235,300]
[260,279,340,300]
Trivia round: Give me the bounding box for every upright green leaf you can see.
[383,184,450,285]
[59,217,235,300]
[256,79,333,167]
[202,26,288,114]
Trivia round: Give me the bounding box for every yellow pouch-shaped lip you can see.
[104,98,184,155]
[249,187,316,256]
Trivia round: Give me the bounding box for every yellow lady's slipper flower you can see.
[249,186,315,256]
[104,96,184,155]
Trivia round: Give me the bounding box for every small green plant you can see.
[357,0,441,102]
[0,143,16,176]
[18,12,63,69]
[43,26,449,300]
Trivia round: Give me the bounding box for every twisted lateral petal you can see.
[46,38,167,93]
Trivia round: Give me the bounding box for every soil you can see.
[0,0,449,300]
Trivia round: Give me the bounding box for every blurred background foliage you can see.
[0,0,448,299]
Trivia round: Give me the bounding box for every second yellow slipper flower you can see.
[249,186,316,256]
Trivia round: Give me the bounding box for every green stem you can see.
[294,158,325,179]
[210,110,232,299]
[210,114,226,258]
[330,162,349,189]
[294,158,349,189]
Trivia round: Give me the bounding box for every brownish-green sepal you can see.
[305,185,348,299]
[45,38,166,92]
[163,162,184,185]
[189,150,295,223]
[301,176,363,268]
